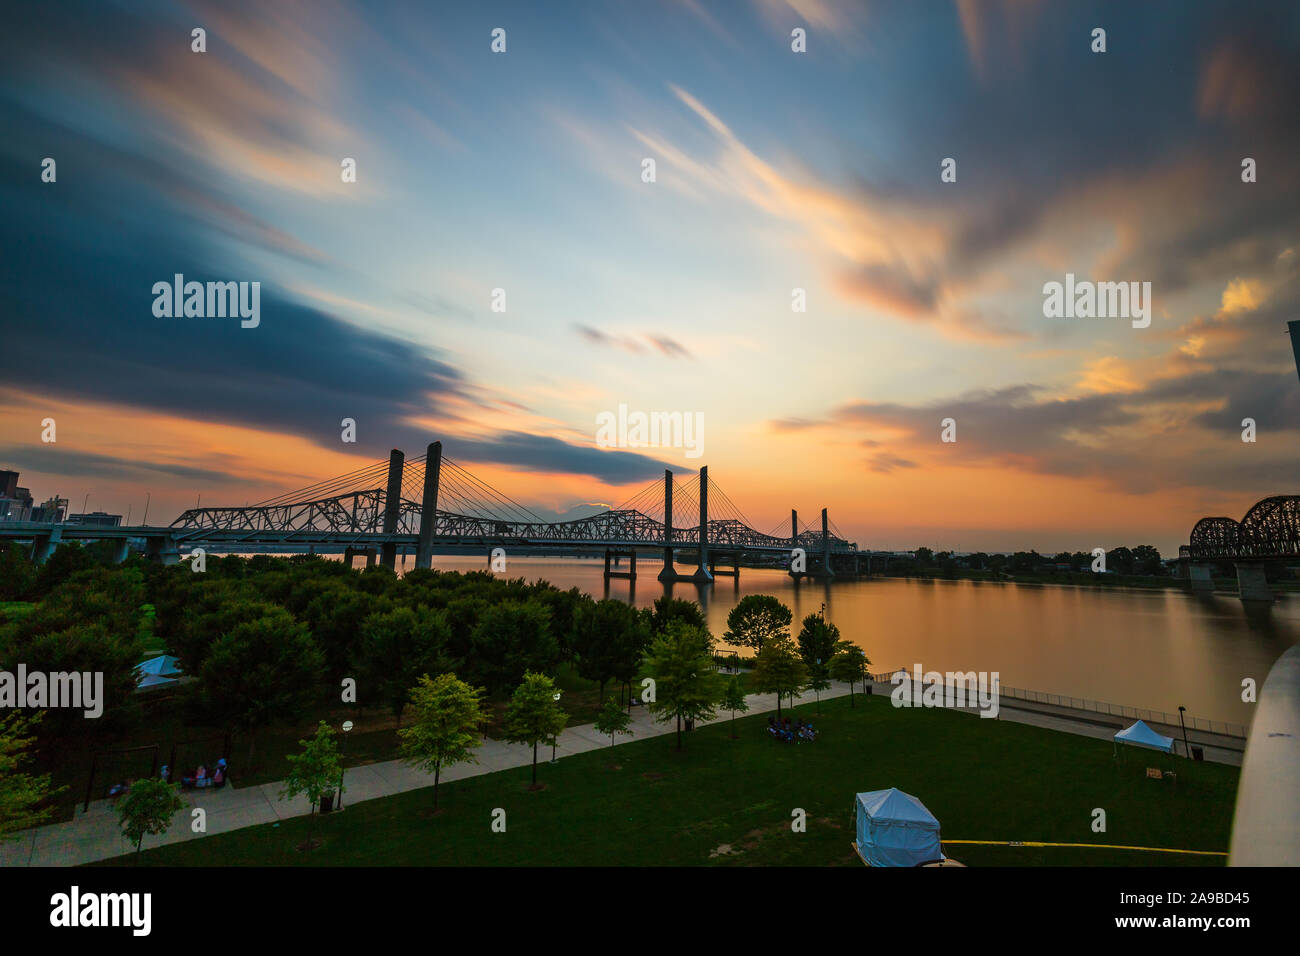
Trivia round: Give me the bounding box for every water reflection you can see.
[421,555,1297,726]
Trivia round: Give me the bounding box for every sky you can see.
[1,0,1299,555]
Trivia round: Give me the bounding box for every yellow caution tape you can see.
[943,839,1226,856]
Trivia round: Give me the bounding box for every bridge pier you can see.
[416,441,441,570]
[604,548,637,581]
[30,526,63,564]
[1188,562,1215,592]
[144,534,180,566]
[1236,562,1273,602]
[690,465,713,583]
[709,551,740,579]
[380,449,405,570]
[111,538,130,564]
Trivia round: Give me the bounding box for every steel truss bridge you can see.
[152,441,862,582]
[1179,494,1300,602]
[1181,496,1300,561]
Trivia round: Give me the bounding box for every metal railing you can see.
[869,669,1247,739]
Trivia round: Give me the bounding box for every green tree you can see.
[0,711,63,840]
[354,606,455,726]
[751,635,808,718]
[193,607,325,765]
[829,641,871,707]
[797,611,840,714]
[642,621,722,750]
[0,546,37,601]
[118,777,183,862]
[593,694,632,747]
[720,674,749,738]
[649,596,707,635]
[468,600,559,694]
[279,721,343,850]
[0,617,145,737]
[398,673,487,810]
[723,594,791,652]
[796,610,840,669]
[503,672,568,787]
[571,599,651,703]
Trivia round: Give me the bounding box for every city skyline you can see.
[3,0,1299,555]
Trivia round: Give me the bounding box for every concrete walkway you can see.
[0,677,1243,866]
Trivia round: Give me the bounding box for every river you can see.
[417,555,1298,728]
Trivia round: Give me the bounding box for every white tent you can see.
[1113,719,1174,755]
[854,788,945,867]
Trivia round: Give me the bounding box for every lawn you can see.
[105,693,1239,867]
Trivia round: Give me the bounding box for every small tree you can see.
[796,610,840,670]
[398,673,486,810]
[0,712,63,840]
[807,660,831,714]
[118,777,183,862]
[724,594,792,653]
[503,672,567,787]
[593,695,632,747]
[721,674,749,738]
[751,635,808,719]
[829,642,871,707]
[642,621,722,750]
[279,721,343,850]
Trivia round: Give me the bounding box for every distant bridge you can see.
[2,441,866,583]
[1181,495,1300,600]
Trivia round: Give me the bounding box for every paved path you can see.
[0,678,1244,866]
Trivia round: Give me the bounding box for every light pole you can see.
[338,720,353,809]
[550,692,561,763]
[1177,706,1190,759]
[142,492,151,526]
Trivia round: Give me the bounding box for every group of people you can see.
[167,757,228,790]
[767,716,818,743]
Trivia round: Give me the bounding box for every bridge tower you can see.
[821,507,834,578]
[416,441,441,570]
[658,469,676,582]
[788,508,801,579]
[380,448,404,570]
[691,465,713,583]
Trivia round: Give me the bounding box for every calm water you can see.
[415,555,1299,727]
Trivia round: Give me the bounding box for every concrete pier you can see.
[1189,562,1215,591]
[1235,562,1273,602]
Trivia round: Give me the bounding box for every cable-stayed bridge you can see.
[5,441,863,582]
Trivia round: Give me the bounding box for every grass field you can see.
[106,692,1239,867]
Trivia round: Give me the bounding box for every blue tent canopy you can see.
[135,655,182,690]
[1113,719,1174,754]
[854,788,945,867]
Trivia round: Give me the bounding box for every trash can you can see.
[320,791,334,813]
[865,684,873,696]
[1191,746,1204,762]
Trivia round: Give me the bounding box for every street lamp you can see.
[1177,706,1190,759]
[338,720,353,809]
[550,693,561,763]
